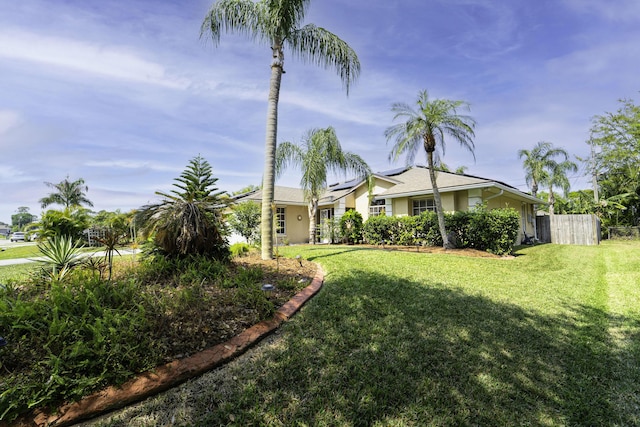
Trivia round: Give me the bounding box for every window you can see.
[369,199,386,217]
[276,207,285,235]
[412,199,435,215]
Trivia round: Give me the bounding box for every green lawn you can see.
[88,241,640,426]
[0,244,41,261]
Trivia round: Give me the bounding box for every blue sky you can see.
[1,0,639,224]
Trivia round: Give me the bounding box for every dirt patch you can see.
[155,252,319,363]
[355,244,511,259]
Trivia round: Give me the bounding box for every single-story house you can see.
[233,166,544,245]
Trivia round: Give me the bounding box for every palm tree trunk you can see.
[427,151,452,249]
[308,199,318,244]
[261,44,284,260]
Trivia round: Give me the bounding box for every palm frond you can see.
[287,24,360,94]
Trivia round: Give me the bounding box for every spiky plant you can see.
[35,235,86,282]
[136,156,230,260]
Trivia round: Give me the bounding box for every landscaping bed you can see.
[0,251,317,424]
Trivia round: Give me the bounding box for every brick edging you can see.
[21,266,324,427]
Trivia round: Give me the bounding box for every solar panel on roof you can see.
[377,166,408,177]
[329,178,362,191]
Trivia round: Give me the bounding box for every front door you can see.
[319,208,333,243]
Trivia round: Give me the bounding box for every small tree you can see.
[340,210,363,244]
[11,207,35,231]
[229,201,261,245]
[39,208,91,241]
[276,127,372,244]
[136,155,230,260]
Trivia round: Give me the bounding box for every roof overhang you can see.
[375,182,545,204]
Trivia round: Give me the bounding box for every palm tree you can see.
[518,141,565,199]
[136,155,229,259]
[518,142,576,215]
[385,90,476,249]
[276,127,371,244]
[201,0,360,260]
[545,159,578,215]
[39,176,93,209]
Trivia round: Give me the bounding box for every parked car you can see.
[10,232,26,242]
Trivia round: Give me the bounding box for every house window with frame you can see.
[275,207,286,235]
[412,199,436,215]
[369,199,386,217]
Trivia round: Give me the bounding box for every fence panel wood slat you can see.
[535,214,600,245]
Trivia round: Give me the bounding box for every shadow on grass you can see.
[193,270,630,426]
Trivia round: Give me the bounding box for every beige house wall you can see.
[392,198,410,216]
[277,205,309,244]
[355,180,395,221]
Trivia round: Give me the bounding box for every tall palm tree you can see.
[39,176,94,209]
[136,155,229,259]
[545,159,578,215]
[276,127,371,244]
[385,90,476,249]
[201,0,360,259]
[518,141,565,199]
[518,142,576,215]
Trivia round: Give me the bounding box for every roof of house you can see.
[233,186,307,206]
[324,166,543,204]
[234,166,543,206]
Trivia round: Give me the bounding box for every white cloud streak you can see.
[0,29,190,89]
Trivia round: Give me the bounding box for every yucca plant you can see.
[35,235,86,282]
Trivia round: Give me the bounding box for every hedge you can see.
[362,207,520,255]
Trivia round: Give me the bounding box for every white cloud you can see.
[0,29,191,89]
[0,110,22,134]
[84,160,183,173]
[562,0,640,22]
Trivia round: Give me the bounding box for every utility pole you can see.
[590,138,599,203]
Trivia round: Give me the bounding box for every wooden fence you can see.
[536,214,601,245]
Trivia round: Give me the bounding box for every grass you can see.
[86,241,640,427]
[0,244,41,260]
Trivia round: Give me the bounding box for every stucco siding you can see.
[393,198,410,216]
[279,205,309,244]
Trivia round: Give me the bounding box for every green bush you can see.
[339,210,364,244]
[363,215,394,244]
[467,206,520,255]
[395,216,418,245]
[230,242,252,258]
[363,207,520,255]
[0,276,157,422]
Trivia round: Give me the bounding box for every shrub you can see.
[35,236,86,282]
[467,206,520,255]
[340,210,364,244]
[397,216,418,245]
[230,242,252,258]
[229,201,261,245]
[363,215,393,244]
[364,207,520,254]
[136,156,230,261]
[0,277,157,422]
[414,211,441,246]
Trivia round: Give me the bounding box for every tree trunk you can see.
[427,151,452,249]
[261,44,284,260]
[308,199,318,244]
[548,189,555,215]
